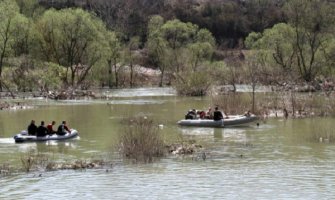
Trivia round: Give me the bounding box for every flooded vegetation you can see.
[118,117,165,163]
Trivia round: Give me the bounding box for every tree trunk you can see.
[130,62,134,88]
[108,59,112,88]
[0,59,3,92]
[71,67,75,87]
[0,21,11,92]
[114,62,119,88]
[252,83,256,113]
[159,67,165,87]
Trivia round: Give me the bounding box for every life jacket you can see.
[57,124,64,134]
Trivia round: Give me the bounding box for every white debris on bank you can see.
[0,102,33,111]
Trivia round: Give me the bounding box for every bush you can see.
[20,149,50,172]
[118,117,165,163]
[211,93,252,115]
[2,58,63,92]
[309,122,335,143]
[175,71,211,96]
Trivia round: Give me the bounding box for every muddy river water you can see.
[0,88,334,199]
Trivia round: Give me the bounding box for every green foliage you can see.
[147,16,167,64]
[246,23,297,76]
[15,0,44,18]
[10,16,37,57]
[246,4,335,83]
[0,0,21,58]
[40,0,286,48]
[2,58,63,92]
[283,0,335,81]
[0,0,33,85]
[175,71,211,96]
[159,19,215,72]
[244,32,262,49]
[106,31,122,88]
[146,17,215,91]
[35,8,108,87]
[1,0,334,92]
[161,19,198,49]
[36,62,63,91]
[147,15,169,86]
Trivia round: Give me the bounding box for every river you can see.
[0,87,335,199]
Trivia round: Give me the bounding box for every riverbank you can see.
[0,101,33,111]
[1,86,334,119]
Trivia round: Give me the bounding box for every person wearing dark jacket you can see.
[27,120,37,135]
[36,121,48,137]
[57,121,70,136]
[213,107,224,121]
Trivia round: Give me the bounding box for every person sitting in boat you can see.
[213,106,224,121]
[206,107,213,119]
[223,111,229,119]
[197,110,206,119]
[244,110,251,117]
[47,121,56,135]
[27,120,37,135]
[36,121,48,137]
[185,109,197,119]
[57,121,71,136]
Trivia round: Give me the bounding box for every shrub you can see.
[175,71,211,96]
[0,162,13,176]
[20,149,51,172]
[211,93,253,115]
[118,117,165,163]
[309,122,335,143]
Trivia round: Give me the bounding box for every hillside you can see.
[37,0,286,48]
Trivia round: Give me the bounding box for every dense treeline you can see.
[38,0,287,48]
[0,0,334,96]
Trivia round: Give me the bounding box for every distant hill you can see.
[37,0,286,48]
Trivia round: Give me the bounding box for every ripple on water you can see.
[1,160,335,200]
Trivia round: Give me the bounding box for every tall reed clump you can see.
[310,123,335,143]
[0,162,13,176]
[118,117,165,163]
[20,149,51,172]
[211,93,253,114]
[305,94,335,117]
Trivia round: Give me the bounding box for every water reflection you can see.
[36,141,77,154]
[179,126,249,143]
[179,127,214,136]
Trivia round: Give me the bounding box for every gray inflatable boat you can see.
[177,115,258,128]
[14,129,79,143]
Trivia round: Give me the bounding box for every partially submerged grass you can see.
[20,149,48,173]
[211,93,252,115]
[211,91,335,118]
[309,123,335,143]
[17,149,111,174]
[118,117,165,163]
[0,162,14,176]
